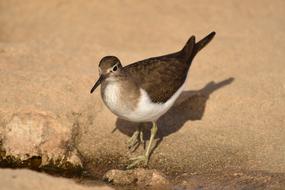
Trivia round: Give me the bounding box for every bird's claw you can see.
[127,131,139,149]
[127,155,148,169]
[127,130,144,150]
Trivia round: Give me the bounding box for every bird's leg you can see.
[127,124,144,149]
[139,125,144,143]
[127,121,158,169]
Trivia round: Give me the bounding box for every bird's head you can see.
[90,56,122,93]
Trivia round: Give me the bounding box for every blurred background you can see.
[0,0,284,189]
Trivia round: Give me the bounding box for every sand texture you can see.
[0,0,285,189]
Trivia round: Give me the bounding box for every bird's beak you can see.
[90,75,104,93]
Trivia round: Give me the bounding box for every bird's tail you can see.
[181,31,216,64]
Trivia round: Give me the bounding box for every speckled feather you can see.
[123,32,215,103]
[124,54,189,103]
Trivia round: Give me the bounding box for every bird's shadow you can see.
[114,77,234,145]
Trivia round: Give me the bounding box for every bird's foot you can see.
[127,155,148,169]
[127,130,144,150]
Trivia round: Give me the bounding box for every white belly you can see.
[127,82,186,122]
[102,81,187,123]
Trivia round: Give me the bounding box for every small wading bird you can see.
[90,32,216,168]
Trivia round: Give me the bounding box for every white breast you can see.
[102,81,136,119]
[102,74,189,123]
[102,82,122,114]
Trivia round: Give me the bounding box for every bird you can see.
[90,31,216,168]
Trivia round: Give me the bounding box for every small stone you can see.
[149,170,170,186]
[103,169,136,185]
[103,168,170,187]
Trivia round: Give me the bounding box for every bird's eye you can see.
[113,66,118,71]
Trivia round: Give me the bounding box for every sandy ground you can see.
[0,168,113,190]
[0,0,285,189]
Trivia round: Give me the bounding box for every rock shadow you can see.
[115,77,234,140]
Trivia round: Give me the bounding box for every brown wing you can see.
[124,55,189,103]
[122,32,216,103]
